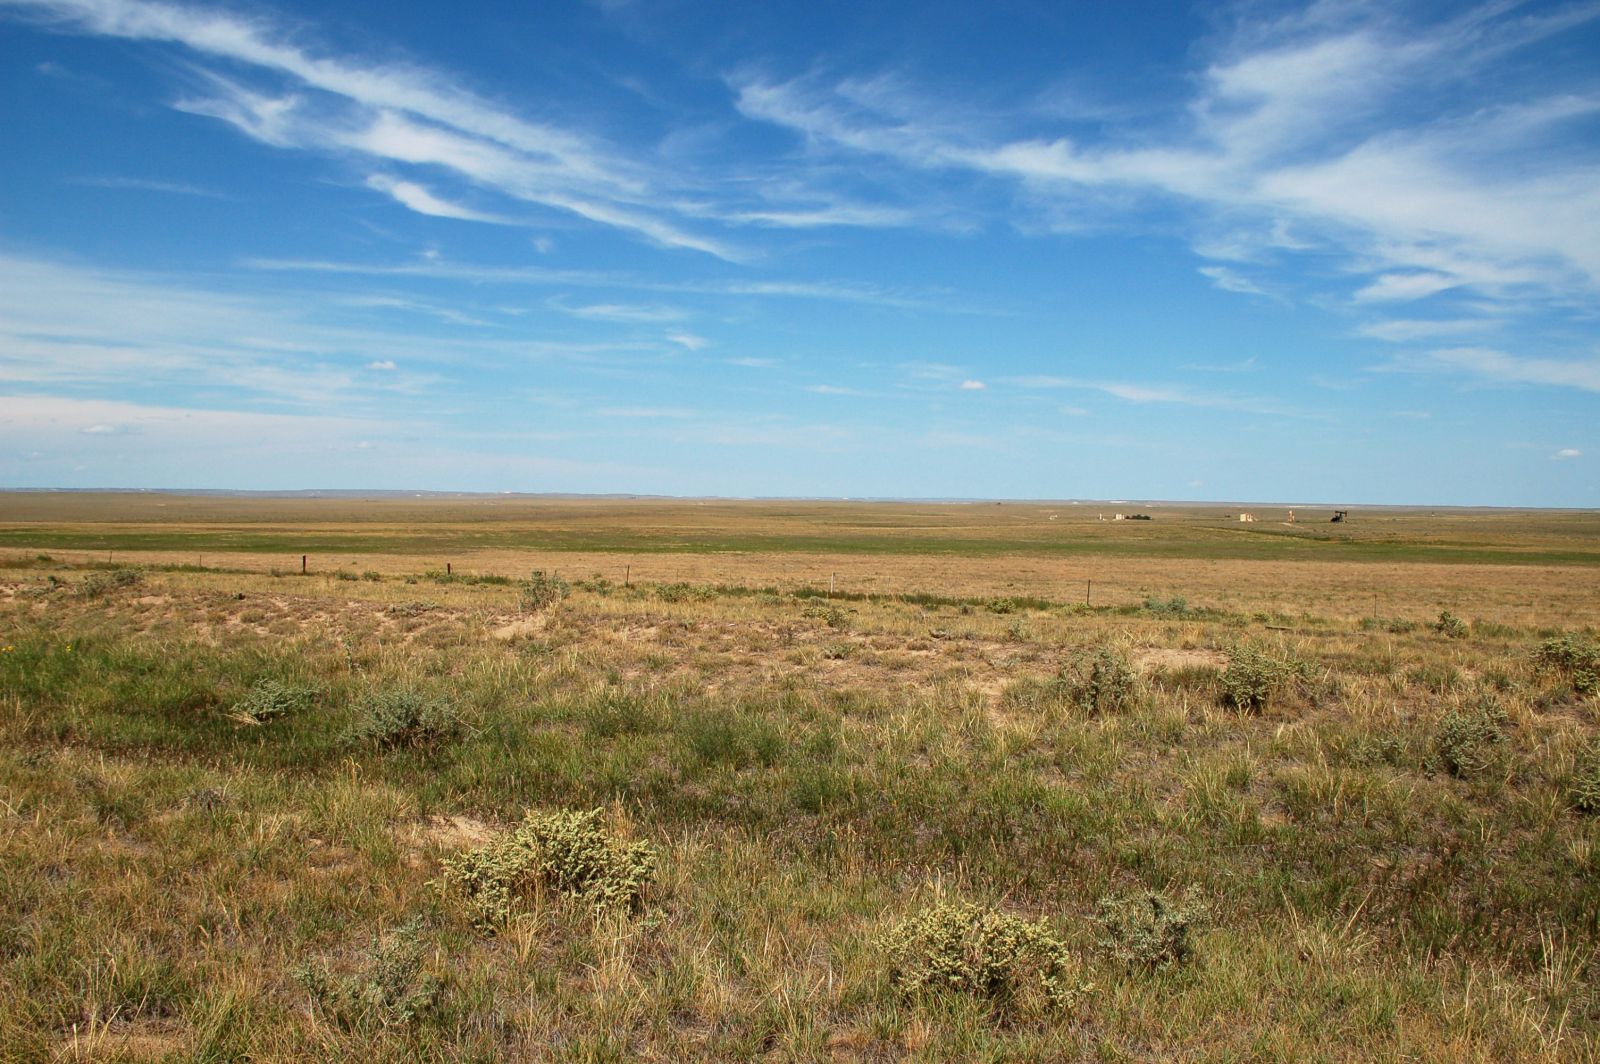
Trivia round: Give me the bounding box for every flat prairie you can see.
[2,493,1599,1061]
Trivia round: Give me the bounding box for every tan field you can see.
[3,493,1600,1061]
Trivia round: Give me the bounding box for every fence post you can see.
[301,554,307,575]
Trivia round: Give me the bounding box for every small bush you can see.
[346,688,462,749]
[1536,635,1600,696]
[79,568,143,598]
[801,603,849,629]
[226,678,313,726]
[878,902,1089,1014]
[437,808,657,929]
[1434,697,1508,777]
[1220,645,1292,712]
[1142,595,1190,618]
[294,917,441,1030]
[987,597,1017,615]
[361,570,383,582]
[1052,646,1139,715]
[1097,886,1209,970]
[1431,610,1469,639]
[1571,743,1600,814]
[520,571,570,610]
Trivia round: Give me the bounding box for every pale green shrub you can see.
[438,808,657,929]
[227,678,313,725]
[346,688,462,749]
[1434,698,1508,777]
[1053,646,1139,715]
[877,902,1090,1013]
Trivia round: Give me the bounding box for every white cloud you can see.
[366,359,397,371]
[732,5,1600,316]
[6,0,743,258]
[1351,272,1459,304]
[1390,347,1600,392]
[805,384,861,395]
[71,174,225,197]
[1554,448,1581,459]
[1357,319,1496,343]
[1198,265,1268,297]
[553,301,685,324]
[365,175,505,223]
[959,379,985,391]
[1004,374,1300,415]
[666,333,708,350]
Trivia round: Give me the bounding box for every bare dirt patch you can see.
[1136,647,1227,672]
[491,616,548,640]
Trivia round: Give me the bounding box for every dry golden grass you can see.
[2,495,1599,1061]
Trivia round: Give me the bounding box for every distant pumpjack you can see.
[1331,510,1349,523]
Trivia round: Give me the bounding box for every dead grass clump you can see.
[437,808,657,929]
[878,902,1090,1015]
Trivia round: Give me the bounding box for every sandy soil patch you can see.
[1136,647,1227,672]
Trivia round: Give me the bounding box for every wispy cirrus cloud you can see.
[1385,346,1600,393]
[1,0,742,257]
[1004,374,1302,416]
[731,2,1600,315]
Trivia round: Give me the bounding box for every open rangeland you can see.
[3,493,1600,1061]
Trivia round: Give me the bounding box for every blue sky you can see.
[1,0,1597,504]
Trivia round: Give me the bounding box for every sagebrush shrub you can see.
[1097,886,1209,970]
[294,917,441,1029]
[878,902,1089,1013]
[346,688,462,749]
[1536,635,1600,696]
[520,571,570,610]
[1220,645,1288,712]
[437,808,657,929]
[1571,743,1600,813]
[1141,595,1190,618]
[1432,610,1469,639]
[1434,697,1509,777]
[78,568,142,598]
[1053,646,1139,715]
[227,678,313,725]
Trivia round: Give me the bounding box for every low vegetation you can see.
[437,808,657,928]
[2,503,1600,1060]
